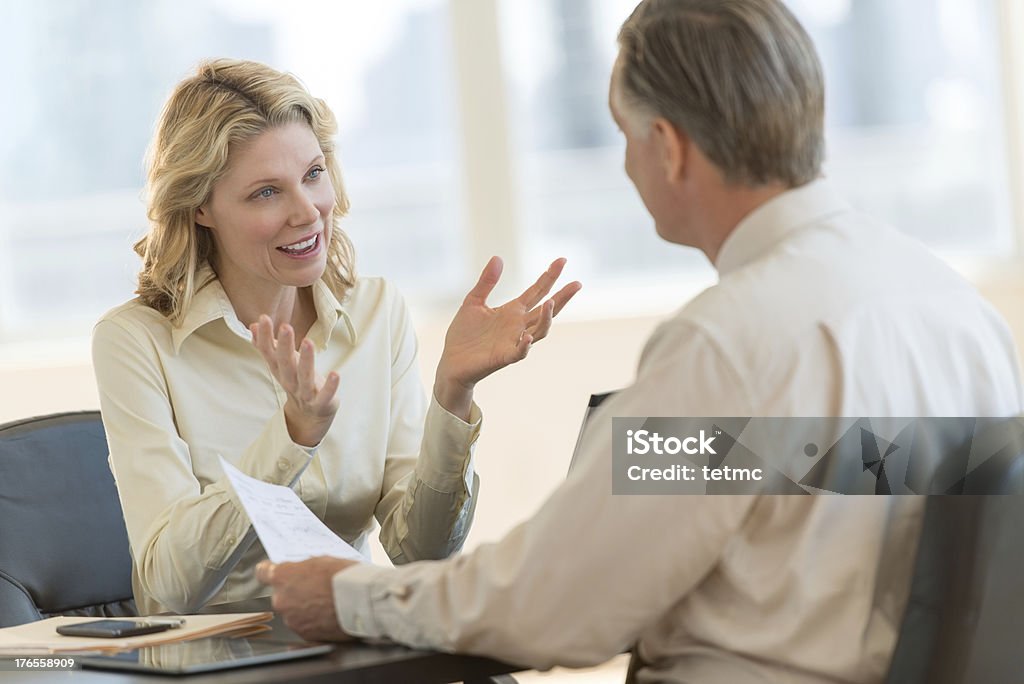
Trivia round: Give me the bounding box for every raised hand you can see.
[250,315,341,447]
[434,257,582,419]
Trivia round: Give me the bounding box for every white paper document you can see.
[219,456,367,564]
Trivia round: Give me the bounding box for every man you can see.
[257,1,1023,681]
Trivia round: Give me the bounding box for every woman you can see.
[92,58,580,616]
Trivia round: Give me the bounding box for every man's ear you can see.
[651,117,688,183]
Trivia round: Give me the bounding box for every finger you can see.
[463,256,503,306]
[316,371,341,407]
[256,561,277,584]
[297,339,317,403]
[250,324,265,361]
[276,325,300,390]
[529,299,555,342]
[252,316,270,353]
[521,280,572,331]
[518,258,566,309]
[549,280,582,317]
[252,316,278,369]
[513,331,533,362]
[260,315,277,342]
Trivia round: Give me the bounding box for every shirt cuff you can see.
[333,563,396,639]
[416,394,482,494]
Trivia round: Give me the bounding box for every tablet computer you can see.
[78,637,333,675]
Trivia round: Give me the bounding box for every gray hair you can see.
[616,0,825,187]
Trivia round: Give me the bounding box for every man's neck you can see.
[699,182,791,264]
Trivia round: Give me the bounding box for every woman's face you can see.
[196,121,335,294]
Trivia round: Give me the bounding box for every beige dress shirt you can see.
[93,269,481,616]
[331,181,1024,683]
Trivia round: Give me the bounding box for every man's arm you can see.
[260,324,756,669]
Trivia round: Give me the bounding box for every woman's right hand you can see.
[251,315,341,447]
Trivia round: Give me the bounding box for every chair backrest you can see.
[0,411,136,627]
[884,420,1024,683]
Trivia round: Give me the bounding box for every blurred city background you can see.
[0,0,1017,341]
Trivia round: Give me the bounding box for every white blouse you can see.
[93,269,480,615]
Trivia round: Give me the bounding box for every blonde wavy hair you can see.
[135,58,356,323]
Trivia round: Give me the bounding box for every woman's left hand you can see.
[434,257,581,418]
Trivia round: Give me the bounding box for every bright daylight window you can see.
[0,0,1017,342]
[0,0,461,341]
[790,0,1014,253]
[498,0,1015,290]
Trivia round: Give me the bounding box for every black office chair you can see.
[884,419,1024,683]
[0,411,136,627]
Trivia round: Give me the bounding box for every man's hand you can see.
[255,557,361,642]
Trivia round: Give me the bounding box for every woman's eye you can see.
[256,187,275,199]
[308,166,323,180]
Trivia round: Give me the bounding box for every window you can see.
[0,0,461,340]
[497,0,1016,291]
[789,0,1014,253]
[1,0,1020,343]
[498,0,711,292]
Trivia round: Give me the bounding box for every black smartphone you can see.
[56,620,174,638]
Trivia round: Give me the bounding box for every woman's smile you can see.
[277,231,323,258]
